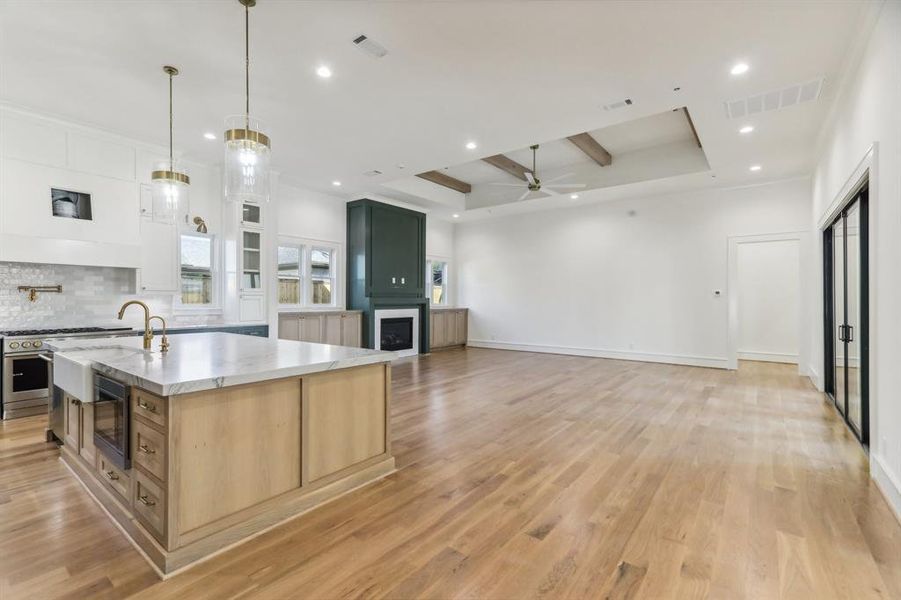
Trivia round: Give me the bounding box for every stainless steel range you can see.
[1,327,132,421]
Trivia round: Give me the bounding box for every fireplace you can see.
[374,308,419,357]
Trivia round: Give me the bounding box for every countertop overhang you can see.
[47,332,396,396]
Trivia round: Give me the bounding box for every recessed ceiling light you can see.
[465,141,478,150]
[452,213,460,218]
[203,132,216,140]
[316,65,332,78]
[739,125,754,134]
[731,62,750,76]
[332,180,342,186]
[749,165,762,172]
[570,194,579,200]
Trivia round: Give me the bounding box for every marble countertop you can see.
[46,332,395,397]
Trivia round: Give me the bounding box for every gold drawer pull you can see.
[105,470,119,481]
[138,494,156,507]
[139,443,156,455]
[137,400,157,413]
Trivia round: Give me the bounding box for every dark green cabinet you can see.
[349,200,426,299]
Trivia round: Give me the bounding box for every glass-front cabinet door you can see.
[242,203,262,228]
[241,229,262,292]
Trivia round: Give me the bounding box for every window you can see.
[427,259,448,305]
[180,233,215,305]
[311,247,335,305]
[277,244,302,305]
[278,238,340,308]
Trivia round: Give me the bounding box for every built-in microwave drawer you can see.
[132,389,167,429]
[133,420,166,483]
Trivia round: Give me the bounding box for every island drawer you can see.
[134,420,167,483]
[98,455,130,504]
[134,471,166,544]
[133,389,168,429]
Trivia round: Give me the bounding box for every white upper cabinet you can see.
[138,219,179,293]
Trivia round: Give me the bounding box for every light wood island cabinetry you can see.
[52,333,394,576]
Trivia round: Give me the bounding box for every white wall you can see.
[736,239,800,363]
[810,1,901,518]
[456,177,812,369]
[277,183,347,245]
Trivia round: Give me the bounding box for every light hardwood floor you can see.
[1,349,899,599]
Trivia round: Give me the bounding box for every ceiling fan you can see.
[490,144,586,201]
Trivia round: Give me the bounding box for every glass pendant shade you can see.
[224,115,270,203]
[151,160,190,225]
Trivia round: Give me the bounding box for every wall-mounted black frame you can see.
[823,183,869,446]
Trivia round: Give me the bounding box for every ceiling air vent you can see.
[724,77,824,119]
[602,98,633,111]
[352,34,388,59]
[363,169,383,177]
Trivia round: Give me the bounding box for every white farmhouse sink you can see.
[54,352,98,403]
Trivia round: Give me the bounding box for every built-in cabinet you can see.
[346,199,430,352]
[224,198,269,324]
[62,394,96,465]
[138,213,179,293]
[429,308,468,349]
[347,200,427,299]
[278,311,362,347]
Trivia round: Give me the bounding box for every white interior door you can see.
[735,239,801,364]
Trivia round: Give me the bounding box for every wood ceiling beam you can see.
[681,107,702,148]
[481,154,532,181]
[566,132,612,167]
[416,171,472,194]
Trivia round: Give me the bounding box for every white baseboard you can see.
[466,340,729,369]
[872,454,901,526]
[736,351,799,364]
[807,365,823,391]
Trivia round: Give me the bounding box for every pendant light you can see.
[151,65,190,225]
[224,0,271,203]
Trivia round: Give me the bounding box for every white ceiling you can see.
[0,1,874,220]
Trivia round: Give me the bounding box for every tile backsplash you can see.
[0,262,226,330]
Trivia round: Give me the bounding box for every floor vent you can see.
[724,77,824,119]
[352,34,388,59]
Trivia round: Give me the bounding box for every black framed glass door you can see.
[824,185,868,445]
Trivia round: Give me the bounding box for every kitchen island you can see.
[48,333,396,576]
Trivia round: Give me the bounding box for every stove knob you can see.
[8,342,19,349]
[33,341,43,348]
[21,341,32,348]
